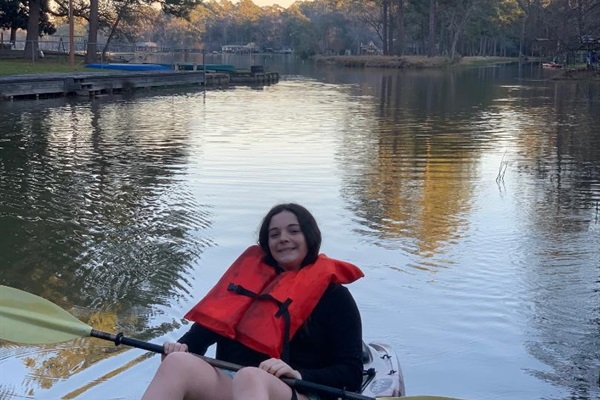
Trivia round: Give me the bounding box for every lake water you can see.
[0,55,599,400]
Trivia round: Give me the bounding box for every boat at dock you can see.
[542,61,563,69]
[84,63,239,73]
[85,63,172,71]
[173,63,237,72]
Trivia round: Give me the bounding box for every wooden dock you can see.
[0,70,227,100]
[0,69,279,101]
[230,71,280,85]
[171,62,280,86]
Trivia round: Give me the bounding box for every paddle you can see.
[0,285,459,400]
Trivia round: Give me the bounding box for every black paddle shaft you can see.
[90,329,240,369]
[91,329,163,353]
[89,329,375,400]
[284,378,375,400]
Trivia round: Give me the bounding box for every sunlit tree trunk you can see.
[388,4,394,54]
[86,0,99,63]
[23,0,40,60]
[382,0,389,55]
[10,27,17,43]
[449,0,477,60]
[102,7,125,60]
[519,13,525,58]
[428,0,436,57]
[516,0,530,60]
[396,0,405,55]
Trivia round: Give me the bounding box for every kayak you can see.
[360,341,405,397]
[542,61,563,69]
[85,63,172,71]
[0,285,463,400]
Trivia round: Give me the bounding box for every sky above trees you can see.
[252,0,299,7]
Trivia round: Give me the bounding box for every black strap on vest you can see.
[227,283,293,363]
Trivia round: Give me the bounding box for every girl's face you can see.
[267,210,308,271]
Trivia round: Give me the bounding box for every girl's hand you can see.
[161,342,188,361]
[258,358,302,379]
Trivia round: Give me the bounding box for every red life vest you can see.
[184,245,364,359]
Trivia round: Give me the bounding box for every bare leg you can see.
[141,352,234,400]
[232,367,310,400]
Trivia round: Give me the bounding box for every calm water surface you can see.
[0,57,598,400]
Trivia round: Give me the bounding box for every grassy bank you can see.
[314,55,520,69]
[0,58,106,76]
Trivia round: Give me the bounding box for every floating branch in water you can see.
[496,150,509,182]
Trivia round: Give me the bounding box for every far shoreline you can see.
[314,55,520,69]
[314,55,600,81]
[1,54,598,81]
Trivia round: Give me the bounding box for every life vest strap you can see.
[227,283,293,362]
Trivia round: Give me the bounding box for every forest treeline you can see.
[1,0,599,61]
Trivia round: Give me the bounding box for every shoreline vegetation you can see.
[315,55,600,80]
[0,55,598,81]
[314,55,520,68]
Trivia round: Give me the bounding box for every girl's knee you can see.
[232,366,265,385]
[162,351,194,365]
[233,367,290,398]
[158,352,201,377]
[145,353,228,400]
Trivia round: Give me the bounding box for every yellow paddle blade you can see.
[0,285,92,344]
